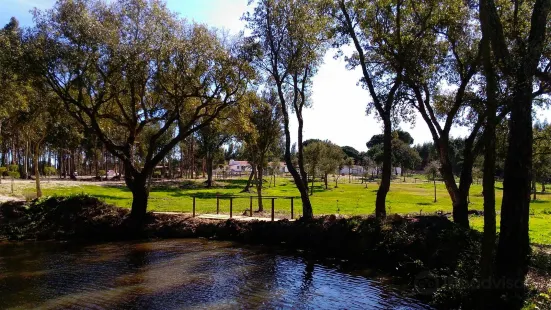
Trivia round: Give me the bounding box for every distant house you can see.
[228,159,252,172]
[339,165,367,176]
[339,165,401,176]
[226,159,290,174]
[268,161,289,173]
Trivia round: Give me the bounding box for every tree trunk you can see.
[480,34,498,297]
[127,174,149,222]
[206,153,214,188]
[296,111,309,190]
[23,140,28,179]
[494,81,533,307]
[34,143,42,198]
[439,144,469,227]
[256,163,264,212]
[276,83,313,219]
[243,165,256,192]
[375,119,391,218]
[324,173,328,189]
[480,109,497,306]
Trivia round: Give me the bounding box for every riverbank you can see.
[1,194,550,309]
[5,177,551,244]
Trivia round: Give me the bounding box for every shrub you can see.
[44,166,57,178]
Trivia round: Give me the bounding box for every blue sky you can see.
[1,0,550,151]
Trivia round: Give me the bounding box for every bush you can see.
[8,164,19,179]
[44,166,57,178]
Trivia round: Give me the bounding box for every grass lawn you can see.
[7,176,551,244]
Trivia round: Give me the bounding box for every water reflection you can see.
[0,240,431,309]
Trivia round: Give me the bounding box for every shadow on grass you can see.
[417,202,433,206]
[91,194,129,201]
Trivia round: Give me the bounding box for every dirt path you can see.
[0,195,21,202]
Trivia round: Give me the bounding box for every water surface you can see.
[0,239,430,309]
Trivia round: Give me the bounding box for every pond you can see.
[0,239,431,309]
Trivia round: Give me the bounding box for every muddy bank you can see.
[1,195,549,309]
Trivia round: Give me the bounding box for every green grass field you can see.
[15,176,551,244]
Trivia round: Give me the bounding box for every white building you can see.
[268,161,289,173]
[227,159,290,174]
[339,165,402,176]
[228,159,252,172]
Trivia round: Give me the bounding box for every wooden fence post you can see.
[271,198,275,222]
[192,196,196,217]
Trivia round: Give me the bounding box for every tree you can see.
[341,146,360,163]
[480,0,551,305]
[366,143,384,177]
[196,117,233,188]
[333,0,422,218]
[366,130,414,148]
[304,140,344,191]
[360,155,375,188]
[392,139,421,182]
[304,141,325,195]
[8,164,19,194]
[532,122,551,200]
[44,166,56,182]
[239,91,283,211]
[245,0,329,219]
[0,166,6,184]
[425,161,440,203]
[32,0,252,221]
[344,156,354,183]
[0,18,26,150]
[319,142,345,189]
[414,142,438,170]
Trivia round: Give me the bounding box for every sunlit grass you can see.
[12,176,551,244]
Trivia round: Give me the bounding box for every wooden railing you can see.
[191,194,299,221]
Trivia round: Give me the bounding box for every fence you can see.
[192,194,299,221]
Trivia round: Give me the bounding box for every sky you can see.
[2,0,550,152]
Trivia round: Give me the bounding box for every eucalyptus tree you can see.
[32,0,252,220]
[245,0,329,219]
[331,0,416,218]
[479,0,551,304]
